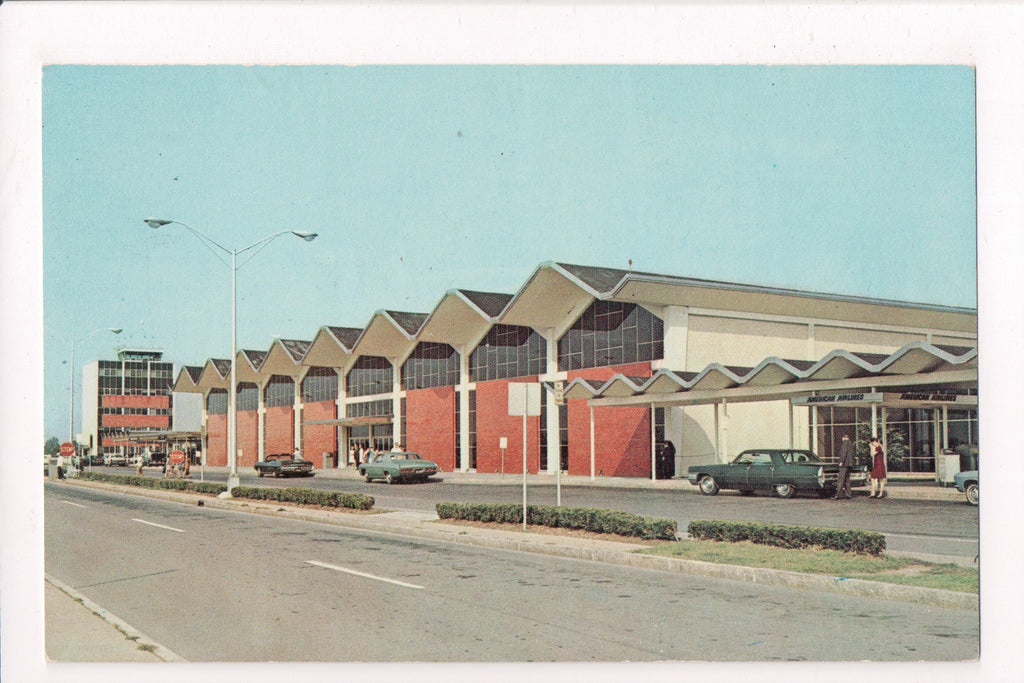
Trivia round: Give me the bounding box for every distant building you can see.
[81,349,174,460]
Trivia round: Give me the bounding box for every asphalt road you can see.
[104,465,980,564]
[45,483,978,662]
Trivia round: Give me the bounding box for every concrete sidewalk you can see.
[45,576,182,662]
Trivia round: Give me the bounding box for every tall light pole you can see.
[144,218,318,493]
[70,328,123,466]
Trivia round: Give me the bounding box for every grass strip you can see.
[639,539,978,593]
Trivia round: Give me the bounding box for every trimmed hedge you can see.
[231,486,374,511]
[687,520,886,556]
[78,471,227,495]
[436,502,677,540]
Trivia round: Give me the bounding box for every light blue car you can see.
[954,470,978,506]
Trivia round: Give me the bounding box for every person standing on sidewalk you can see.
[833,434,854,499]
[869,436,888,498]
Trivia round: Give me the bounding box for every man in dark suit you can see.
[833,433,855,499]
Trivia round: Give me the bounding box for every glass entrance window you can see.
[883,408,936,473]
[814,406,873,464]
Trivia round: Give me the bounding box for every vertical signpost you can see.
[553,380,565,507]
[509,383,541,530]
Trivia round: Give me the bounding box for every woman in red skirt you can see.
[869,435,887,498]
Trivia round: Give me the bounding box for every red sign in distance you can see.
[59,442,76,457]
[170,450,186,464]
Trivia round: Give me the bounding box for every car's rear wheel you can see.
[965,482,979,505]
[384,471,395,485]
[363,472,373,483]
[774,483,796,499]
[257,470,264,477]
[818,488,835,499]
[698,475,719,496]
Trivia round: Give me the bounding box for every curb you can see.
[55,479,978,611]
[45,574,186,662]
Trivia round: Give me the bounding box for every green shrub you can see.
[77,471,227,495]
[687,520,885,556]
[230,486,374,511]
[435,502,677,540]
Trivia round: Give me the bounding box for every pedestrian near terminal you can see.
[869,436,888,498]
[349,444,357,467]
[833,434,854,499]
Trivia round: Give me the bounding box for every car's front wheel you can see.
[774,483,796,499]
[257,470,264,477]
[697,475,719,496]
[965,482,979,505]
[363,472,373,483]
[384,471,395,485]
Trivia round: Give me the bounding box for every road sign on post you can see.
[59,442,76,457]
[508,383,541,530]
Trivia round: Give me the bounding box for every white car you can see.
[103,453,128,466]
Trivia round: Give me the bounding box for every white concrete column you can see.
[650,405,657,481]
[391,359,402,451]
[810,400,819,452]
[589,404,596,480]
[257,381,267,463]
[788,400,795,448]
[661,306,689,369]
[541,328,562,475]
[714,403,721,461]
[458,344,471,471]
[293,372,304,457]
[719,399,729,463]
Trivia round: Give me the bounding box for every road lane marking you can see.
[304,560,423,589]
[60,500,88,508]
[132,518,185,533]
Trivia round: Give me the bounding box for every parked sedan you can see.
[359,451,438,484]
[954,470,978,506]
[254,454,315,478]
[687,449,868,499]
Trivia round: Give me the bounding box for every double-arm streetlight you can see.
[144,218,318,492]
[70,327,123,467]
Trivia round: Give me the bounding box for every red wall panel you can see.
[207,413,227,466]
[101,415,171,429]
[476,378,541,474]
[302,400,337,468]
[237,410,260,467]
[405,386,455,471]
[265,406,295,458]
[102,395,170,409]
[567,362,653,477]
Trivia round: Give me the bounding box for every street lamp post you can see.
[144,218,318,493]
[70,327,123,469]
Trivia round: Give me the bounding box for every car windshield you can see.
[391,453,422,460]
[782,451,822,464]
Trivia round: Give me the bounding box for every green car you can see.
[687,449,868,499]
[359,451,439,484]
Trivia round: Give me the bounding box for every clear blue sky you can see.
[42,65,977,440]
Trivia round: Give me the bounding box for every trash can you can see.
[937,451,959,486]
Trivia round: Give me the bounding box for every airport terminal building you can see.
[172,262,978,480]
